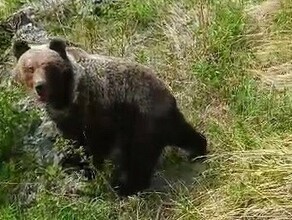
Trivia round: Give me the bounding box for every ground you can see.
[0,0,292,219]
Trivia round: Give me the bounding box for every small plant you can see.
[0,84,40,205]
[0,85,39,162]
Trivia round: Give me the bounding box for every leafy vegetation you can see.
[0,0,291,219]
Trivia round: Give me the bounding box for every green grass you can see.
[1,0,292,219]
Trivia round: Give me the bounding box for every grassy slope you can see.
[1,0,292,219]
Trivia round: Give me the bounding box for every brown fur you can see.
[12,38,208,197]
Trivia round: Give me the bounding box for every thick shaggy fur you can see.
[12,38,208,197]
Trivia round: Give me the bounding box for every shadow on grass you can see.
[149,152,209,194]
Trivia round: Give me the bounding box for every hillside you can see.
[0,0,292,219]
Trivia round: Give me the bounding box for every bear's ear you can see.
[49,38,68,60]
[12,40,31,60]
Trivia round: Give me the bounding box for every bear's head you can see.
[12,38,74,110]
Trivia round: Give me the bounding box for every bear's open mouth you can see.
[36,91,47,102]
[38,95,46,102]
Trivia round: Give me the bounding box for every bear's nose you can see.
[35,82,45,96]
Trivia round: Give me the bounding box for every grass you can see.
[1,0,292,219]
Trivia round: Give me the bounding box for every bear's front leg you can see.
[111,134,163,197]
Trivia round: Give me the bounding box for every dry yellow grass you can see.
[246,0,292,91]
[246,0,282,23]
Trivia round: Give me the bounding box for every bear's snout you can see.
[34,81,47,101]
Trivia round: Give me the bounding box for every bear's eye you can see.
[25,66,34,73]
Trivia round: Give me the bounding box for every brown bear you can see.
[11,38,208,197]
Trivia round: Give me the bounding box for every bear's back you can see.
[65,46,176,116]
